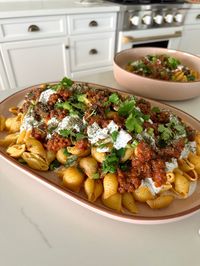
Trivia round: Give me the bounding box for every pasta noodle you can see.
[146,195,174,209]
[0,77,200,215]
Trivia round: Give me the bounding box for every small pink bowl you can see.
[113,47,200,101]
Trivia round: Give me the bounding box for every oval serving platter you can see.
[1,82,200,224]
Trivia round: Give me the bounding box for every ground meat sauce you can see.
[34,102,52,119]
[19,79,197,195]
[150,111,170,124]
[136,99,151,115]
[50,109,68,120]
[46,133,71,152]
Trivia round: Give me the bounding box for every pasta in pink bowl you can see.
[113,47,200,101]
[1,78,200,224]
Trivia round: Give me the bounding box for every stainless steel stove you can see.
[105,0,191,52]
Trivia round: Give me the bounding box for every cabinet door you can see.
[0,38,71,90]
[70,32,115,72]
[179,25,200,56]
[0,51,9,90]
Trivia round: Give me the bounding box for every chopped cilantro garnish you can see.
[65,155,78,168]
[50,159,61,171]
[158,124,173,142]
[92,173,100,179]
[187,75,195,81]
[51,77,73,91]
[59,129,76,138]
[119,160,131,172]
[55,101,72,110]
[77,94,86,102]
[167,56,180,69]
[61,77,73,87]
[111,131,119,142]
[98,143,107,149]
[63,147,70,157]
[147,127,154,136]
[102,153,118,174]
[125,113,143,134]
[151,106,160,113]
[116,148,126,158]
[102,148,125,174]
[131,140,139,149]
[118,97,136,116]
[76,132,87,141]
[55,101,79,116]
[104,93,121,106]
[18,158,27,165]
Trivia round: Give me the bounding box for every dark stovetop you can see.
[105,0,185,4]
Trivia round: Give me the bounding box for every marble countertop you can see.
[0,71,200,266]
[0,0,120,18]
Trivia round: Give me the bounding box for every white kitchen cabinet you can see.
[0,51,9,90]
[179,9,200,56]
[0,15,67,42]
[0,12,117,90]
[179,24,200,56]
[0,38,70,89]
[70,32,115,75]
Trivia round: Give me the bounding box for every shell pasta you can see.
[1,77,200,215]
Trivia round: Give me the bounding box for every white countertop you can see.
[0,71,200,266]
[0,0,120,18]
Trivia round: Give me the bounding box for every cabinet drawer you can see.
[184,10,200,25]
[70,32,115,72]
[68,13,117,35]
[0,16,67,42]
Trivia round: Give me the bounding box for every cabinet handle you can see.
[89,20,98,27]
[28,25,40,32]
[196,14,200,19]
[65,45,70,49]
[89,49,98,55]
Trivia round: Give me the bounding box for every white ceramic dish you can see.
[1,83,200,224]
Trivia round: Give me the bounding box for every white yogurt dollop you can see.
[38,89,55,104]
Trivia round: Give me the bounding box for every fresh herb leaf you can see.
[51,77,73,91]
[102,150,119,174]
[50,159,61,171]
[92,173,100,179]
[147,127,154,136]
[116,148,126,158]
[65,155,78,168]
[98,143,107,149]
[55,101,78,116]
[71,102,86,111]
[143,114,150,121]
[111,131,119,142]
[187,75,195,81]
[125,113,143,134]
[118,97,136,116]
[174,124,186,136]
[158,124,173,142]
[151,106,160,113]
[102,148,126,174]
[76,132,87,141]
[60,77,73,88]
[119,160,131,171]
[131,140,139,149]
[104,93,121,106]
[55,101,72,110]
[63,147,70,157]
[167,56,180,69]
[59,129,76,138]
[18,158,27,165]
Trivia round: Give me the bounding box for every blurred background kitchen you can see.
[0,0,199,90]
